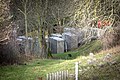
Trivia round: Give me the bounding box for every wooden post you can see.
[49,73,52,80]
[64,71,66,80]
[66,70,68,80]
[55,72,57,80]
[57,71,59,80]
[52,73,54,80]
[60,71,62,80]
[75,62,79,80]
[47,74,49,80]
[62,71,64,80]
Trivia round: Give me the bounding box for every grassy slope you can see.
[53,40,102,59]
[0,40,120,80]
[79,53,120,80]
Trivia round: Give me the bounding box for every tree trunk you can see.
[39,20,47,58]
[24,0,29,55]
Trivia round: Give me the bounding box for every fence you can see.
[46,62,80,80]
[46,70,69,80]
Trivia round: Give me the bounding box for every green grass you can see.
[1,53,119,80]
[0,59,64,80]
[53,40,102,59]
[79,54,120,80]
[0,40,120,80]
[0,54,104,80]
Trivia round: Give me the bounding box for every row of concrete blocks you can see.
[49,27,105,54]
[49,33,78,54]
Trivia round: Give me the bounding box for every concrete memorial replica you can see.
[17,36,41,55]
[48,27,105,54]
[63,28,84,49]
[16,27,105,54]
[63,28,85,46]
[62,32,78,51]
[32,37,41,55]
[49,37,64,54]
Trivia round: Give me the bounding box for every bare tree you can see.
[30,0,49,58]
[17,0,33,55]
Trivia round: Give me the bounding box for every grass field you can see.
[0,40,120,80]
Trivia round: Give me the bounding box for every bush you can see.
[102,22,120,49]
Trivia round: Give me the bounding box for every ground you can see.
[0,40,120,80]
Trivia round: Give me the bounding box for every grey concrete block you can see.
[62,32,78,51]
[49,37,64,54]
